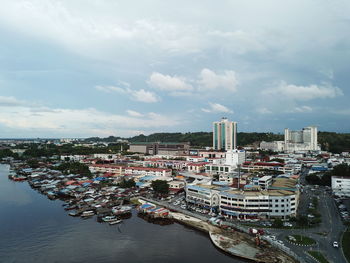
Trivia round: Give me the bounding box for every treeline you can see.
[19,144,126,159]
[318,132,350,153]
[128,131,350,153]
[128,132,283,148]
[306,163,350,186]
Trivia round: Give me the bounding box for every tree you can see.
[151,180,169,195]
[119,179,136,188]
[296,215,309,227]
[53,162,92,178]
[272,218,283,228]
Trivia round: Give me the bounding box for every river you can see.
[0,164,244,263]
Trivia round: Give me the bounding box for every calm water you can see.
[0,164,244,263]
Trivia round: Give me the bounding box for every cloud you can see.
[126,110,143,117]
[201,102,233,113]
[207,30,265,54]
[95,86,125,93]
[0,101,180,137]
[148,72,193,92]
[95,85,159,103]
[290,105,313,113]
[256,107,272,114]
[198,68,238,92]
[262,82,343,101]
[130,89,159,103]
[148,68,238,97]
[0,96,27,107]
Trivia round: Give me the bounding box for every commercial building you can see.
[89,164,172,177]
[260,126,320,152]
[213,118,237,151]
[185,178,299,220]
[129,142,190,155]
[284,126,319,152]
[332,176,350,197]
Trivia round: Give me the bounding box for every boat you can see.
[69,211,81,217]
[112,205,132,215]
[81,210,95,217]
[109,219,122,225]
[102,215,117,222]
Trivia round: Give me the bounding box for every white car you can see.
[333,241,339,248]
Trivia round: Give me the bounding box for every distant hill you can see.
[129,132,283,148]
[86,131,350,153]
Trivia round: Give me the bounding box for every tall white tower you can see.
[213,118,237,151]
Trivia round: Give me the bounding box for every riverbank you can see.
[138,199,298,263]
[0,164,245,263]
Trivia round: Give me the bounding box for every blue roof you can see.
[140,203,155,209]
[140,176,157,181]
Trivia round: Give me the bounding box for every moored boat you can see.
[81,210,95,217]
[102,215,117,222]
[109,219,122,225]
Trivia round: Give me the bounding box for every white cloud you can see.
[198,68,238,92]
[148,72,193,92]
[0,102,180,137]
[126,110,143,117]
[291,105,313,113]
[95,86,125,93]
[256,107,272,114]
[0,96,26,107]
[130,89,159,103]
[95,85,159,103]
[262,82,343,101]
[207,30,265,54]
[201,102,233,114]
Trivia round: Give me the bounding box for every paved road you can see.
[270,167,347,263]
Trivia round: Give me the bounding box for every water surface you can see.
[0,164,244,263]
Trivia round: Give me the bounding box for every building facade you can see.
[332,176,350,197]
[213,118,237,151]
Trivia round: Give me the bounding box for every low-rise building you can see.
[332,176,350,197]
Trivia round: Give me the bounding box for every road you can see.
[270,167,347,263]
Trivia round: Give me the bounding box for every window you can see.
[275,205,279,207]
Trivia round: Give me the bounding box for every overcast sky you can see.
[0,0,349,138]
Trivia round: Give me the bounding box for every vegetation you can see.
[318,132,350,153]
[0,149,19,159]
[272,218,283,228]
[306,164,350,186]
[342,227,350,263]
[119,178,136,188]
[287,235,316,245]
[53,162,92,178]
[151,180,169,195]
[21,143,126,158]
[128,132,283,147]
[307,251,329,263]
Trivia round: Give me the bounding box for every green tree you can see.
[151,180,169,195]
[272,218,283,228]
[53,162,92,178]
[119,179,136,188]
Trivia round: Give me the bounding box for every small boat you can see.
[112,206,132,215]
[81,210,95,217]
[109,219,122,225]
[69,211,81,217]
[102,215,117,222]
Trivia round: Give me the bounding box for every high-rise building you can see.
[213,117,237,151]
[284,126,319,151]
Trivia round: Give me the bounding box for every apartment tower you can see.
[213,117,237,151]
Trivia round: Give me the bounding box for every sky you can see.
[0,0,349,138]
